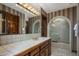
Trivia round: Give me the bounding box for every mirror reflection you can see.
[0,3,41,35]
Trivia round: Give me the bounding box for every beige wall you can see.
[77,4,79,55]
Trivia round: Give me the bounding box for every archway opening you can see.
[32,20,41,33]
[48,16,72,51]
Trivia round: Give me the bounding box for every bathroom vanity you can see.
[0,37,51,56]
[16,38,51,56]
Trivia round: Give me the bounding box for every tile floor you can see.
[51,42,77,56]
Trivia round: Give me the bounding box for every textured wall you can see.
[47,6,77,51]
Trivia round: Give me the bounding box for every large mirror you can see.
[0,11,6,34]
[27,16,41,34]
[0,3,41,35]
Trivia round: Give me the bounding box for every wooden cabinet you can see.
[16,39,51,56]
[40,46,49,56]
[40,40,49,56]
[30,47,39,56]
[34,53,39,56]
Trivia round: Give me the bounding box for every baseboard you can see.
[72,50,77,53]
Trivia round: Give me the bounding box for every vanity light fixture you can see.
[17,3,40,16]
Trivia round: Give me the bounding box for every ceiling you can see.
[2,3,78,17]
[31,3,78,13]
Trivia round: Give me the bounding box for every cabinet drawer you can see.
[30,48,39,56]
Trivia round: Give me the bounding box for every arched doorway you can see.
[48,16,72,51]
[32,20,41,33]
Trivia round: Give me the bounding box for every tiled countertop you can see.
[0,37,50,56]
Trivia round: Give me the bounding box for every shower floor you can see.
[51,42,77,56]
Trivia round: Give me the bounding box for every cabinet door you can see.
[48,39,51,56]
[40,50,46,56]
[34,53,39,56]
[40,46,49,56]
[24,53,30,56]
[45,46,49,56]
[30,47,39,56]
